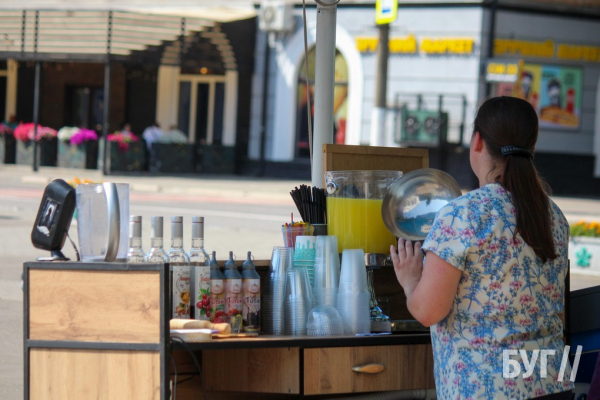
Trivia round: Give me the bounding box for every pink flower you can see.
[13,122,56,141]
[489,282,502,290]
[524,376,534,383]
[442,225,456,236]
[489,243,499,251]
[442,336,450,344]
[519,295,534,305]
[552,292,562,301]
[505,379,517,387]
[535,389,546,397]
[510,281,523,290]
[542,284,554,294]
[477,238,487,248]
[529,306,540,315]
[455,362,467,371]
[519,318,533,326]
[510,237,523,247]
[469,337,485,347]
[70,129,98,145]
[496,304,508,312]
[461,228,475,238]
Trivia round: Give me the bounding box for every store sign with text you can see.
[495,38,600,63]
[356,36,474,55]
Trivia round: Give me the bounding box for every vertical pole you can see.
[460,95,467,145]
[311,0,338,188]
[370,23,390,147]
[102,11,112,175]
[485,0,498,98]
[32,62,40,172]
[32,11,39,172]
[259,32,271,176]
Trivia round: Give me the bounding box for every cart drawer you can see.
[303,344,435,395]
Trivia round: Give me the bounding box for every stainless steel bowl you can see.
[381,168,462,240]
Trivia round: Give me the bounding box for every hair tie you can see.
[501,146,533,159]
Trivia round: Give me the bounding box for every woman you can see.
[391,97,573,399]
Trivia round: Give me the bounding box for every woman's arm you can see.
[391,239,462,327]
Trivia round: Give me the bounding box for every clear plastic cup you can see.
[307,305,344,337]
[314,236,340,292]
[282,225,314,247]
[339,249,368,293]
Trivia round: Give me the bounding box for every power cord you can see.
[170,336,207,400]
[66,230,80,261]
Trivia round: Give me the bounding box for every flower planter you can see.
[57,140,99,169]
[106,140,146,172]
[149,143,195,173]
[16,138,58,167]
[196,144,235,174]
[569,236,600,275]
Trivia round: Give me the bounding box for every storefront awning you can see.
[0,6,257,67]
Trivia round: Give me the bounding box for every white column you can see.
[223,70,238,146]
[5,59,18,121]
[156,65,180,132]
[312,0,338,188]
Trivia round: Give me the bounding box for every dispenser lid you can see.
[224,251,237,269]
[209,251,220,269]
[381,168,461,241]
[242,251,255,270]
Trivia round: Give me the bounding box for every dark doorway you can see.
[64,86,104,132]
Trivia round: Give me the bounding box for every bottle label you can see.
[209,278,225,323]
[243,278,261,332]
[193,266,211,320]
[172,265,191,319]
[225,278,244,321]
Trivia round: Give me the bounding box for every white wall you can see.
[248,6,485,162]
[495,10,600,156]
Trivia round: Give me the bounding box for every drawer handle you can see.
[352,363,386,374]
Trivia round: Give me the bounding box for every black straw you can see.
[289,185,327,224]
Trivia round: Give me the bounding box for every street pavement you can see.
[1,164,600,398]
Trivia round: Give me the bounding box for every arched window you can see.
[295,47,349,158]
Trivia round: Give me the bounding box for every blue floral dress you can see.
[422,183,574,400]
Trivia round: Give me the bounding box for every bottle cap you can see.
[192,216,204,239]
[151,216,163,238]
[242,251,255,270]
[171,215,183,238]
[210,251,220,270]
[224,251,237,269]
[130,215,142,238]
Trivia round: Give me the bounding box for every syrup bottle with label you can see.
[224,251,243,332]
[168,216,191,319]
[209,251,225,323]
[242,251,261,333]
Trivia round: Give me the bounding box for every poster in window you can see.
[495,63,582,130]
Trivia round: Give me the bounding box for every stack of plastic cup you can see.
[307,305,344,337]
[313,236,340,309]
[282,224,314,248]
[293,236,316,287]
[337,249,371,335]
[284,267,314,336]
[262,246,294,335]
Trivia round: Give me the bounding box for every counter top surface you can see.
[171,332,431,351]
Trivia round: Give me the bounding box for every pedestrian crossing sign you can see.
[376,0,398,25]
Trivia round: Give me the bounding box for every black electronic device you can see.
[31,179,76,261]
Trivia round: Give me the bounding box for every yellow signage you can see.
[421,38,474,54]
[494,39,555,58]
[375,0,398,25]
[356,36,472,55]
[485,61,521,83]
[557,44,600,62]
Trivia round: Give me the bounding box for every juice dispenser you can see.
[325,170,402,329]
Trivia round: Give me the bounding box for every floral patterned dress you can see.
[422,183,574,400]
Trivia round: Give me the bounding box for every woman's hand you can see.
[390,238,424,297]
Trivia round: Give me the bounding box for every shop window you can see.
[295,47,348,158]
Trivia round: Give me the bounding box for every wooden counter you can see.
[24,261,434,400]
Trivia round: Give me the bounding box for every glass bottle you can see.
[126,215,145,263]
[209,251,225,323]
[242,251,261,333]
[189,216,210,320]
[145,216,169,264]
[169,216,191,319]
